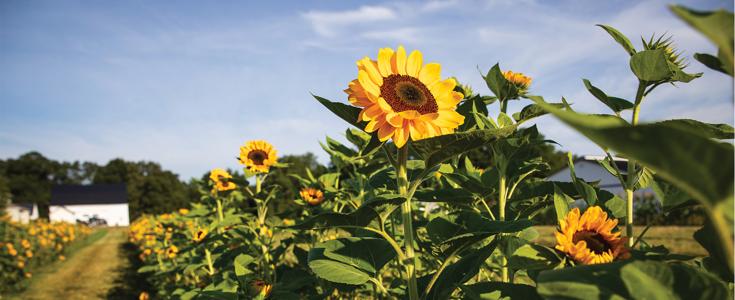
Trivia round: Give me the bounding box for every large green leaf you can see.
[537,260,729,300]
[411,128,514,169]
[552,184,572,223]
[629,49,673,82]
[533,98,734,272]
[484,63,516,101]
[313,94,366,129]
[320,237,395,275]
[307,248,371,285]
[597,24,637,56]
[670,5,733,75]
[422,239,501,299]
[655,119,734,139]
[288,195,404,230]
[582,79,634,113]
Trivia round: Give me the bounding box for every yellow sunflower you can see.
[239,140,277,173]
[502,70,532,97]
[209,168,237,192]
[555,206,630,265]
[192,227,208,243]
[345,46,465,148]
[166,245,179,259]
[300,187,325,206]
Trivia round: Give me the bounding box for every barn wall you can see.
[49,203,130,226]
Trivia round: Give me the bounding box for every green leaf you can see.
[552,184,571,223]
[497,112,514,127]
[462,282,542,300]
[234,254,254,285]
[414,188,476,203]
[693,53,729,75]
[651,177,693,211]
[422,239,500,299]
[670,5,733,75]
[307,248,371,285]
[320,237,395,275]
[484,63,515,101]
[582,79,634,113]
[630,49,673,82]
[289,196,404,230]
[411,128,514,169]
[655,119,734,139]
[537,260,729,300]
[597,24,637,56]
[313,94,365,129]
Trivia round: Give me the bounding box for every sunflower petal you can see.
[392,46,407,75]
[406,50,423,77]
[419,63,441,86]
[377,48,395,77]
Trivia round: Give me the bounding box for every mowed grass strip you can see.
[7,227,129,300]
[534,226,706,256]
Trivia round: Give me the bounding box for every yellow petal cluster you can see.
[209,168,237,192]
[300,187,325,206]
[239,140,277,173]
[345,46,465,148]
[502,70,532,90]
[555,206,630,265]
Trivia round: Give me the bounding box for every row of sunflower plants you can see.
[129,4,732,299]
[0,216,92,293]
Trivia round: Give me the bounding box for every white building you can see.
[547,155,653,198]
[5,203,39,223]
[49,184,130,226]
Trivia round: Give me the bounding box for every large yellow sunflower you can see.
[345,46,465,148]
[209,168,237,192]
[555,206,630,265]
[239,140,277,173]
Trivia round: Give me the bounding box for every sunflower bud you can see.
[502,70,532,98]
[643,34,687,70]
[299,188,325,206]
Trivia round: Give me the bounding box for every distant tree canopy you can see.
[0,152,193,219]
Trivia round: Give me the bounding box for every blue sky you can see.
[1,0,732,179]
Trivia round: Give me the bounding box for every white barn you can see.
[50,184,130,226]
[5,203,39,223]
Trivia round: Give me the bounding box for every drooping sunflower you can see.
[239,140,277,173]
[345,46,465,148]
[209,168,237,192]
[555,206,630,265]
[300,187,325,206]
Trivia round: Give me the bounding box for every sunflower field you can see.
[130,5,733,300]
[0,216,92,293]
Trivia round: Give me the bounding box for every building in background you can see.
[547,155,654,198]
[5,203,39,223]
[49,184,130,226]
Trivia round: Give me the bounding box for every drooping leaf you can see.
[670,5,733,75]
[313,94,366,129]
[307,248,371,285]
[597,24,637,56]
[582,79,634,113]
[320,237,395,275]
[693,53,729,75]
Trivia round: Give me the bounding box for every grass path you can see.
[8,227,137,300]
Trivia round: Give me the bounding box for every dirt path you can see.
[9,228,134,300]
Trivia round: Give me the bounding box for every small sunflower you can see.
[300,187,325,206]
[192,227,208,243]
[139,291,150,300]
[345,46,465,148]
[166,245,179,259]
[503,70,532,95]
[555,206,630,265]
[239,140,278,173]
[209,168,237,192]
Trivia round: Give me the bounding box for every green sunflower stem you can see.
[498,175,509,282]
[397,145,419,300]
[216,198,224,234]
[205,248,214,275]
[625,82,645,248]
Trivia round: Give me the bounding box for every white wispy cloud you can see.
[301,6,398,37]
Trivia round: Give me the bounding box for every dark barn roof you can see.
[51,184,128,205]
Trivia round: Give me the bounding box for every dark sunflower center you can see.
[380,74,438,114]
[309,192,319,198]
[572,230,611,254]
[248,150,268,165]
